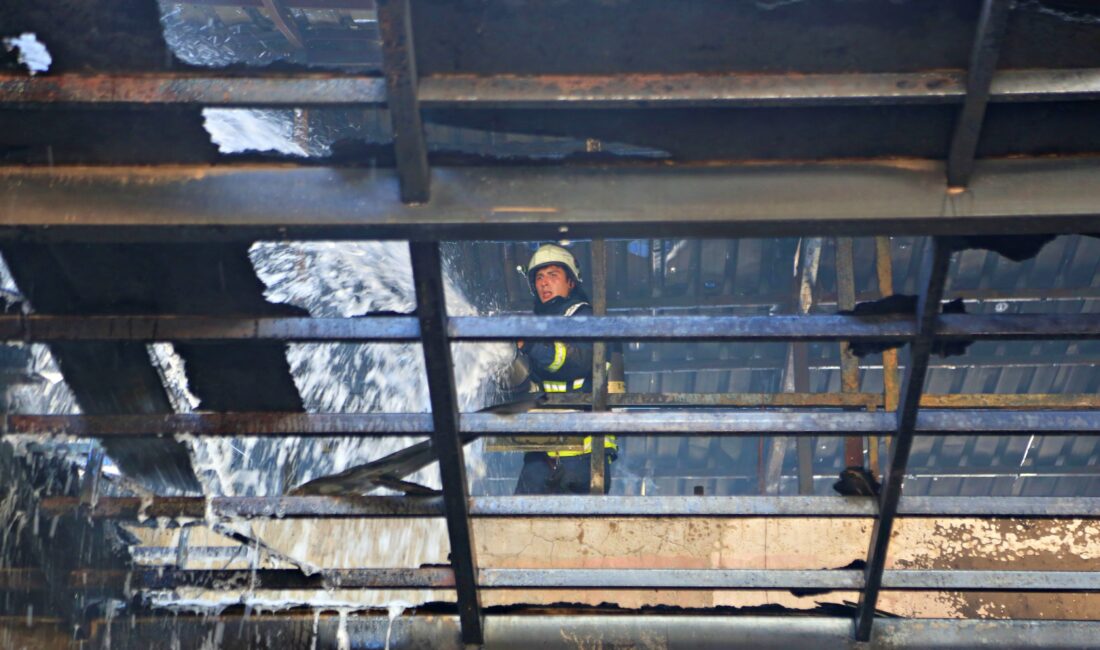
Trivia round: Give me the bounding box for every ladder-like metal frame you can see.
[5,0,1100,644]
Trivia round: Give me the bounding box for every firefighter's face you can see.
[534,264,575,303]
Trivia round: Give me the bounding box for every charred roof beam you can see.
[378,0,429,203]
[3,160,1100,241]
[4,69,1100,108]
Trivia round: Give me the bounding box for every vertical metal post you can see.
[408,241,482,644]
[796,238,821,495]
[835,237,863,469]
[767,238,819,495]
[855,239,952,642]
[590,239,608,494]
[946,0,1012,187]
[378,0,430,203]
[793,340,813,494]
[873,236,899,477]
[875,237,900,414]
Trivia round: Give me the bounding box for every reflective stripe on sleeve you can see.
[547,342,568,372]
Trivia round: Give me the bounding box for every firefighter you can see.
[513,243,616,494]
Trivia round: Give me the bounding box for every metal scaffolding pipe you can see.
[35,495,1100,520]
[57,567,1100,592]
[6,410,1099,438]
[0,313,1096,343]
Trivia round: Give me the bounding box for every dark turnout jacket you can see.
[524,288,593,393]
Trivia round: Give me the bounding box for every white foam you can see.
[3,33,51,75]
[202,108,308,157]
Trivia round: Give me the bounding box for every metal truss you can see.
[4,0,1100,645]
[5,237,1100,645]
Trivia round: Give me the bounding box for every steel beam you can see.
[589,239,608,494]
[835,237,864,470]
[856,240,952,641]
[601,284,1100,313]
[875,236,899,481]
[80,615,1100,650]
[70,568,457,590]
[0,313,1097,343]
[37,495,1100,520]
[0,314,420,342]
[38,495,445,519]
[936,313,1100,340]
[58,567,1100,592]
[0,74,384,106]
[3,412,435,437]
[408,241,482,643]
[545,392,1100,410]
[378,0,429,203]
[4,69,1100,108]
[3,160,1100,241]
[423,69,1100,108]
[6,410,1100,438]
[947,0,1013,187]
[546,392,881,408]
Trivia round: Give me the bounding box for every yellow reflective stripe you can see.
[547,435,618,458]
[547,342,568,372]
[543,381,566,392]
[541,378,584,393]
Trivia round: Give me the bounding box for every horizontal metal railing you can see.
[6,566,1099,593]
[5,410,1098,438]
[35,495,1100,520]
[2,69,1099,109]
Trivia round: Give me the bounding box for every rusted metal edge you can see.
[2,69,1098,107]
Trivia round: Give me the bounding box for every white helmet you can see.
[526,244,581,295]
